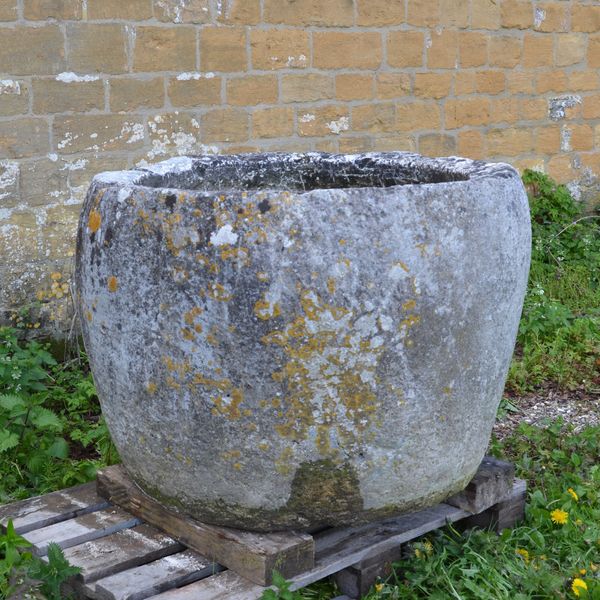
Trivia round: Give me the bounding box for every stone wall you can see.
[1,0,599,335]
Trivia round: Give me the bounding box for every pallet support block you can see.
[96,465,314,587]
[332,458,524,599]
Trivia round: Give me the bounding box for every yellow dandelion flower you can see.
[579,569,587,575]
[568,488,579,502]
[572,578,588,597]
[374,583,384,593]
[516,548,530,563]
[414,548,423,559]
[550,508,569,525]
[424,540,434,556]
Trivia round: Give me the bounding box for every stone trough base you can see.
[0,458,525,599]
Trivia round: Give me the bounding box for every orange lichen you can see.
[88,211,102,233]
[263,287,383,458]
[107,276,118,293]
[254,298,281,320]
[402,299,417,312]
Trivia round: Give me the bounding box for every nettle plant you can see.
[0,519,80,599]
[0,326,116,501]
[0,328,67,463]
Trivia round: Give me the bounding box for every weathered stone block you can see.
[0,79,29,116]
[459,32,488,67]
[376,73,411,100]
[76,152,531,531]
[356,0,404,26]
[144,112,204,162]
[297,105,350,137]
[352,103,395,133]
[419,133,456,156]
[387,31,424,68]
[201,108,248,143]
[0,118,50,159]
[445,98,492,129]
[167,76,221,108]
[53,114,145,155]
[0,159,19,207]
[313,32,383,69]
[217,0,261,24]
[414,72,453,99]
[24,0,82,20]
[396,102,441,131]
[0,1,17,20]
[200,26,246,72]
[250,29,309,70]
[19,157,69,206]
[134,26,196,72]
[281,74,334,103]
[88,0,152,20]
[227,75,278,106]
[0,26,64,75]
[153,0,210,23]
[263,0,354,26]
[67,24,127,74]
[32,78,105,114]
[110,77,165,112]
[335,74,374,102]
[252,107,294,139]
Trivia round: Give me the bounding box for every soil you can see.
[492,383,600,441]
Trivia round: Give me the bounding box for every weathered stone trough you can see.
[75,152,531,532]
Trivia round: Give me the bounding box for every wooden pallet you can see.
[0,458,526,600]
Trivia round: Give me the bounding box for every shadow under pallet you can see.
[0,457,526,600]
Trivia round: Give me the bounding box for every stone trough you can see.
[75,152,531,532]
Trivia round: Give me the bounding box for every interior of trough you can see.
[135,152,471,192]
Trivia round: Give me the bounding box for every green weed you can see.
[0,520,80,599]
[507,170,600,392]
[0,327,117,502]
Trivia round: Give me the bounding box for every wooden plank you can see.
[60,524,184,584]
[96,465,314,586]
[0,482,110,534]
[91,549,221,600]
[25,506,141,556]
[446,456,515,514]
[145,570,266,600]
[460,479,527,533]
[290,503,469,590]
[333,545,402,599]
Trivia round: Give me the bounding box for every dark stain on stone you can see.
[164,193,177,212]
[89,232,96,244]
[258,199,271,213]
[285,460,364,526]
[104,227,114,246]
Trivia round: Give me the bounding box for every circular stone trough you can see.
[76,152,531,531]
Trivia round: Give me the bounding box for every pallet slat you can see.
[446,456,515,513]
[0,482,110,534]
[25,506,141,555]
[62,524,185,584]
[290,503,468,590]
[97,465,314,586]
[90,549,221,600]
[146,570,266,600]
